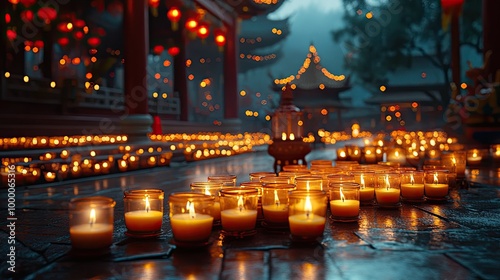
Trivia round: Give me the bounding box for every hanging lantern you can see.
[197,23,209,39]
[21,10,34,22]
[58,37,70,47]
[74,31,84,40]
[214,29,226,48]
[87,37,101,48]
[153,45,164,55]
[6,29,17,41]
[74,19,86,28]
[8,0,20,5]
[37,7,57,24]
[185,18,198,32]
[149,0,160,17]
[34,40,44,48]
[20,0,36,7]
[57,22,73,33]
[167,46,180,57]
[167,6,181,31]
[441,0,464,9]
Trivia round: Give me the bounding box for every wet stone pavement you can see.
[1,146,500,280]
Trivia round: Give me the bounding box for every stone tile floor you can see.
[1,146,500,280]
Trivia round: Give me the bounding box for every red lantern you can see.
[87,37,101,48]
[58,37,70,47]
[74,31,84,40]
[21,10,34,22]
[74,19,86,28]
[441,0,464,8]
[37,7,57,24]
[153,45,164,55]
[20,0,36,7]
[57,22,72,33]
[34,40,44,48]
[197,23,209,39]
[185,18,198,32]
[167,46,180,57]
[148,0,160,8]
[8,0,20,5]
[6,29,16,41]
[214,29,226,47]
[5,13,11,24]
[167,7,181,31]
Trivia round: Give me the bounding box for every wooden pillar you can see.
[223,18,238,119]
[121,0,152,141]
[483,0,500,82]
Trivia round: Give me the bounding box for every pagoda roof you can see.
[272,44,350,92]
[239,15,290,51]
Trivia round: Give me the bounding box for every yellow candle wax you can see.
[375,188,401,204]
[401,183,424,200]
[262,204,289,224]
[221,209,257,231]
[70,223,113,249]
[359,187,375,201]
[170,213,213,242]
[329,200,360,217]
[212,201,221,221]
[288,214,325,237]
[424,183,448,198]
[124,210,163,232]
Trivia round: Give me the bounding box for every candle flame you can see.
[433,172,439,184]
[340,187,345,202]
[410,174,415,185]
[289,133,295,141]
[186,201,196,219]
[384,174,390,190]
[274,189,280,206]
[451,157,456,166]
[472,152,477,157]
[340,151,346,158]
[89,208,96,226]
[360,174,365,189]
[282,132,287,141]
[238,195,244,212]
[145,195,150,213]
[305,195,312,218]
[394,150,399,157]
[204,187,211,196]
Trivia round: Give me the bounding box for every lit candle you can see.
[375,174,401,207]
[221,195,258,232]
[424,172,448,199]
[387,148,406,165]
[124,196,163,233]
[288,194,326,238]
[400,172,424,201]
[356,173,375,203]
[329,185,360,222]
[466,150,482,166]
[170,201,213,242]
[262,189,289,224]
[70,207,114,250]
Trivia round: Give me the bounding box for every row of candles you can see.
[336,143,500,166]
[69,158,464,251]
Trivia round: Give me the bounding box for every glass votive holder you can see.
[278,170,311,184]
[328,182,360,222]
[336,147,348,161]
[326,174,356,186]
[208,174,237,187]
[466,149,483,167]
[491,144,500,162]
[386,147,407,165]
[349,170,375,205]
[441,151,466,178]
[240,181,265,221]
[310,159,332,167]
[169,192,215,247]
[424,170,449,201]
[261,183,296,229]
[346,145,362,162]
[400,171,425,203]
[190,181,224,225]
[282,164,308,172]
[260,175,292,185]
[69,196,115,251]
[219,187,259,238]
[295,175,324,191]
[374,172,401,208]
[249,172,276,182]
[288,190,328,242]
[123,189,164,237]
[363,146,378,164]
